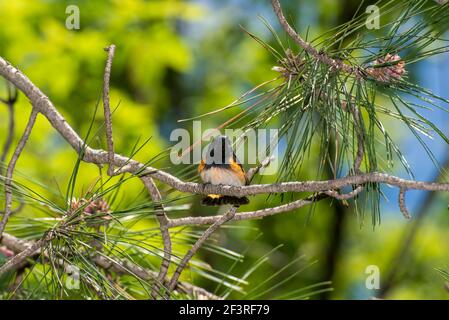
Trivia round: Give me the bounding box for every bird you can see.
[198,135,249,206]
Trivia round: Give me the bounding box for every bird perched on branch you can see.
[198,135,249,206]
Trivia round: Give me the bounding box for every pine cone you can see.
[367,54,406,83]
[68,197,112,227]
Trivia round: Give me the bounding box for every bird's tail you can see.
[201,194,249,206]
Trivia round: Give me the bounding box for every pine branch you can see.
[0,232,219,299]
[1,27,449,298]
[270,0,361,77]
[2,52,449,197]
[141,176,172,299]
[2,54,449,228]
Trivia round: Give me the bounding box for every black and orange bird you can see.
[198,135,249,206]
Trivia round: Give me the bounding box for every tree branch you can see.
[168,194,328,227]
[0,108,38,237]
[246,155,274,182]
[378,152,449,298]
[103,45,116,176]
[398,187,411,219]
[323,185,364,201]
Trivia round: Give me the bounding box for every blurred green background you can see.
[0,0,448,299]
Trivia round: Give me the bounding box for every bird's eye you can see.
[210,149,215,157]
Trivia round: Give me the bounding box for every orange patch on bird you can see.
[229,158,247,185]
[198,159,205,174]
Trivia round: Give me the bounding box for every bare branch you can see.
[127,172,449,198]
[169,194,331,228]
[399,187,411,219]
[246,155,275,182]
[0,109,38,237]
[103,44,116,176]
[324,185,364,200]
[0,233,40,276]
[0,202,25,215]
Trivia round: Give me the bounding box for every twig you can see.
[0,202,25,215]
[103,44,116,176]
[0,109,38,237]
[167,206,238,296]
[398,187,411,219]
[246,155,274,182]
[141,176,172,299]
[323,185,364,200]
